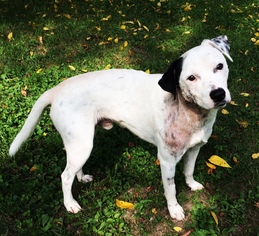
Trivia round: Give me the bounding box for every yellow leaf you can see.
[240,92,249,97]
[173,226,182,232]
[252,153,259,159]
[30,165,38,172]
[184,31,191,34]
[64,14,71,19]
[102,15,111,21]
[251,37,256,43]
[137,19,141,27]
[236,120,248,128]
[38,36,43,44]
[206,161,216,169]
[123,41,128,47]
[116,199,134,209]
[210,211,219,225]
[30,51,34,56]
[145,69,150,74]
[103,64,111,70]
[245,102,249,108]
[43,27,49,31]
[143,25,149,32]
[68,65,76,71]
[107,37,113,41]
[82,69,88,73]
[221,109,229,115]
[152,208,157,214]
[208,155,231,168]
[7,32,13,41]
[230,101,238,106]
[122,21,134,25]
[36,68,43,74]
[233,157,239,163]
[120,25,126,30]
[165,28,170,32]
[114,37,119,43]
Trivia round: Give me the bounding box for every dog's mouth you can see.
[214,101,227,108]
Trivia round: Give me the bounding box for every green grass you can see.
[0,0,259,235]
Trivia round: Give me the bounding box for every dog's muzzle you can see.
[210,88,227,107]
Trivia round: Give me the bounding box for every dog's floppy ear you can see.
[202,35,233,62]
[158,57,183,99]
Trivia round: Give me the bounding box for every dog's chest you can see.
[162,102,213,153]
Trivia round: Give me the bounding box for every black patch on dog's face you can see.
[158,57,183,99]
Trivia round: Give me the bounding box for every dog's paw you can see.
[65,200,82,214]
[189,181,204,191]
[81,175,93,183]
[168,203,185,221]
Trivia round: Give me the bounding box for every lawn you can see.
[0,0,258,235]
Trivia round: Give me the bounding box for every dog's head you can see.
[159,35,233,110]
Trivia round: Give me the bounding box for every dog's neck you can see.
[162,92,216,152]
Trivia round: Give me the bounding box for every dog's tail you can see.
[9,90,53,156]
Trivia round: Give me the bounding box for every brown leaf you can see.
[181,229,194,236]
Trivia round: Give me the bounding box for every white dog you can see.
[9,35,232,220]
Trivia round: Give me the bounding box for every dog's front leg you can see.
[183,145,204,191]
[158,149,185,220]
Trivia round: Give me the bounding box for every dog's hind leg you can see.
[60,124,95,214]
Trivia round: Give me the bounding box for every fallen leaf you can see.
[208,155,231,168]
[221,109,229,115]
[254,202,259,208]
[103,64,111,70]
[123,41,128,47]
[64,14,71,19]
[38,36,43,44]
[145,69,150,74]
[152,208,157,214]
[7,32,13,41]
[155,159,160,165]
[43,27,49,31]
[120,25,126,30]
[233,157,239,163]
[68,65,76,71]
[181,229,194,236]
[36,68,43,74]
[206,161,216,169]
[252,153,259,159]
[173,226,182,232]
[101,15,111,21]
[230,101,238,106]
[30,165,38,172]
[116,199,134,209]
[114,37,119,43]
[21,89,27,97]
[236,120,248,128]
[210,211,219,225]
[240,92,249,97]
[143,25,149,32]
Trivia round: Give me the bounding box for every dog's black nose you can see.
[210,88,226,103]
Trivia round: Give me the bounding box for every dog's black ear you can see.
[158,57,183,99]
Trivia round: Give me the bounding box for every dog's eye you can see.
[187,75,196,81]
[216,63,223,70]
